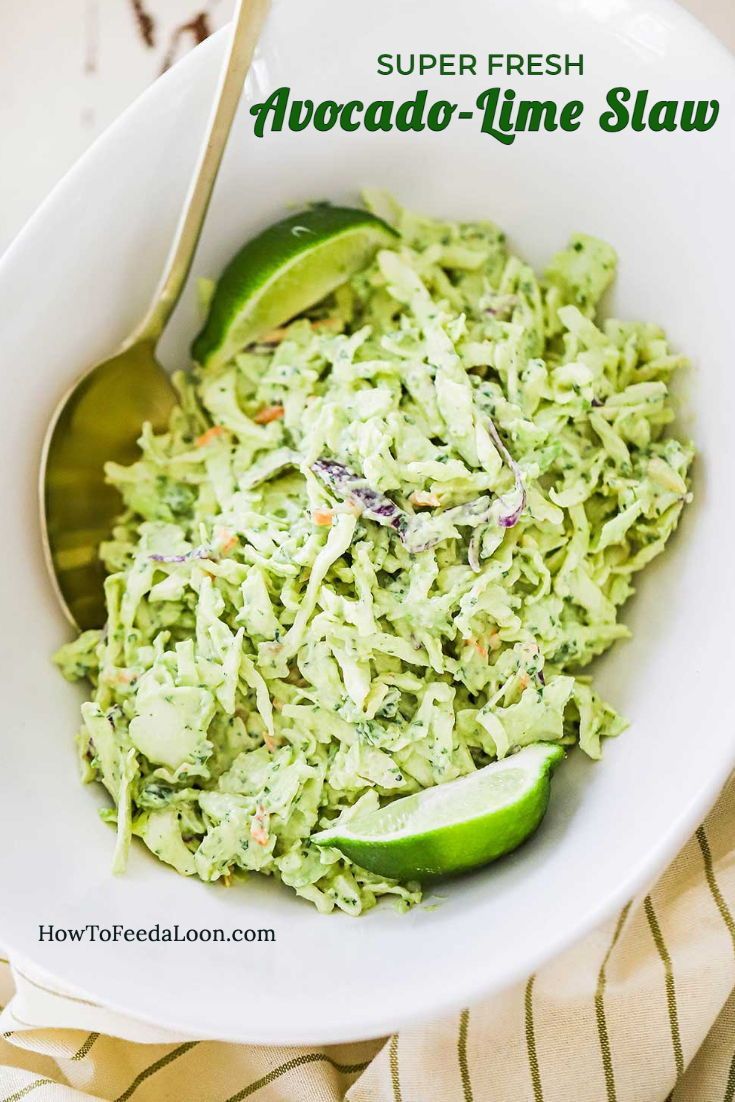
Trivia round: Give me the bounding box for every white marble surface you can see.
[1,0,235,253]
[0,0,732,253]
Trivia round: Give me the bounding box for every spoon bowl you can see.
[41,340,176,629]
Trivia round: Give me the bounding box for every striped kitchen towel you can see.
[1,772,734,1102]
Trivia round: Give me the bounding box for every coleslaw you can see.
[55,194,693,914]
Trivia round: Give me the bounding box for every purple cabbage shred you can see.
[313,426,525,569]
[149,545,209,564]
[312,459,408,537]
[485,417,526,529]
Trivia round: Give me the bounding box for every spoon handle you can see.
[135,0,271,344]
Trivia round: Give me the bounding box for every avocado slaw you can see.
[55,195,693,914]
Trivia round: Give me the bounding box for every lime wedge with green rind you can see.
[192,205,398,369]
[313,743,564,881]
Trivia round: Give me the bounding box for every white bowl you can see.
[0,0,733,1046]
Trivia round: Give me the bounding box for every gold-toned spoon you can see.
[40,0,270,631]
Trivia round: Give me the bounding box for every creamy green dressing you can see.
[55,194,692,914]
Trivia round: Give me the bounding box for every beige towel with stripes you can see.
[1,775,734,1102]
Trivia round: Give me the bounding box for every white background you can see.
[0,0,733,254]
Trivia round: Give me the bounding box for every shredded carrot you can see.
[409,490,441,508]
[110,669,135,685]
[517,671,530,690]
[312,508,334,527]
[488,632,502,651]
[312,317,342,333]
[251,805,270,846]
[215,528,238,553]
[253,404,285,425]
[464,637,488,659]
[195,425,226,448]
[261,327,288,344]
[263,731,278,752]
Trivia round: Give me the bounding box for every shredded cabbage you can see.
[55,195,693,914]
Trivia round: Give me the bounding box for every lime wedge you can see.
[192,205,398,369]
[313,743,564,881]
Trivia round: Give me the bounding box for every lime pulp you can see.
[192,205,398,369]
[312,743,564,881]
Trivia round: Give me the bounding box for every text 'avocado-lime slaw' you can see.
[55,193,692,914]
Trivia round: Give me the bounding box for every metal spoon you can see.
[40,0,270,631]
